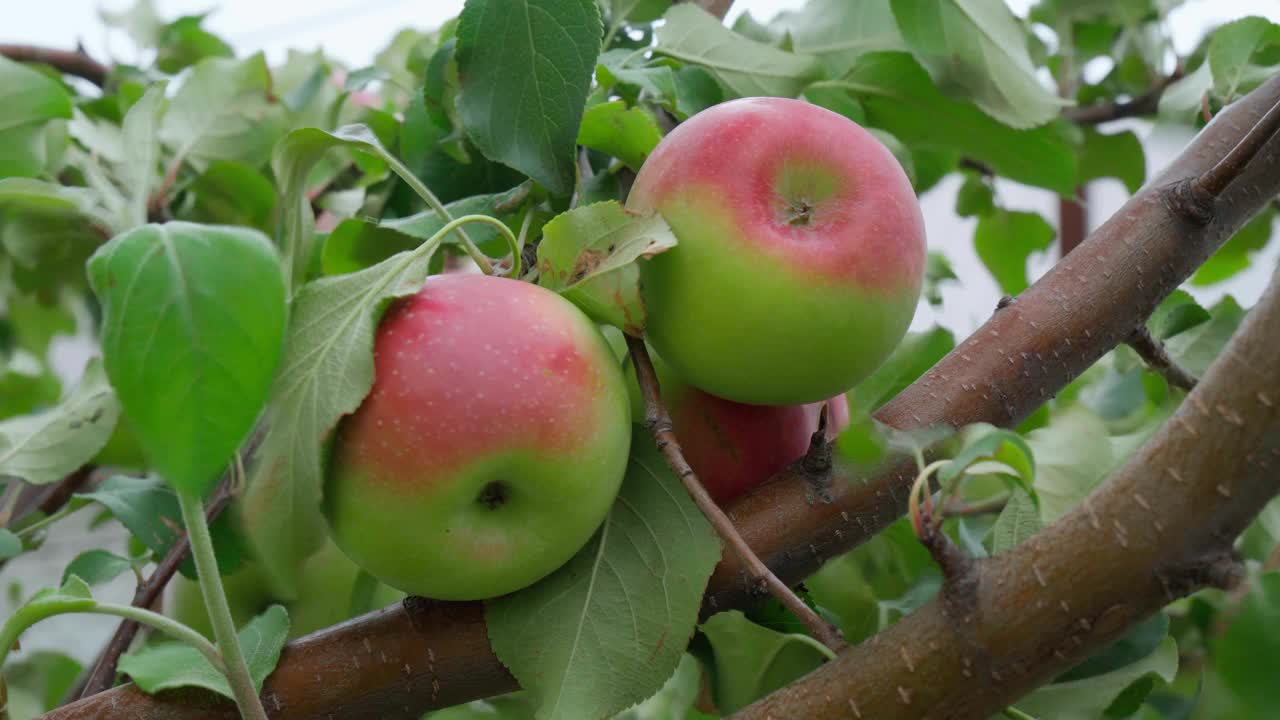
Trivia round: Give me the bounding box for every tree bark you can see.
[735,260,1280,720]
[41,74,1280,720]
[0,45,108,87]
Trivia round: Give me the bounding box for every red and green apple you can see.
[627,97,926,405]
[324,274,632,601]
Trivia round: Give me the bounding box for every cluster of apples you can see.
[322,98,926,602]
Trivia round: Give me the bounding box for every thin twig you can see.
[1195,97,1280,198]
[625,337,847,653]
[73,477,237,699]
[0,44,108,87]
[1063,71,1184,125]
[1127,325,1198,392]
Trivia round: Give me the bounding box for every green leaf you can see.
[0,359,120,485]
[974,209,1056,295]
[655,4,823,99]
[837,52,1077,193]
[158,54,286,170]
[770,0,905,76]
[180,161,277,233]
[536,201,677,334]
[1015,637,1177,720]
[0,351,61,420]
[99,0,164,48]
[939,424,1036,501]
[698,610,832,714]
[1026,407,1114,523]
[0,56,73,132]
[0,178,97,217]
[576,100,663,170]
[323,187,526,276]
[1146,290,1210,340]
[954,172,994,218]
[609,0,671,25]
[76,475,192,571]
[1158,61,1213,123]
[274,124,451,290]
[119,605,289,699]
[241,221,453,594]
[890,0,1069,128]
[62,549,134,587]
[1163,296,1245,376]
[1191,206,1275,286]
[1207,17,1280,100]
[486,429,720,720]
[922,252,958,306]
[0,650,84,716]
[613,654,703,720]
[988,488,1041,554]
[847,327,955,417]
[1214,571,1280,709]
[156,14,235,73]
[1078,127,1146,193]
[0,529,23,560]
[119,84,167,230]
[596,49,677,102]
[455,0,602,195]
[87,222,287,497]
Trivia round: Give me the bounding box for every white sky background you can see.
[1,0,1279,663]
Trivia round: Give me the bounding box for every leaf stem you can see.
[15,503,85,539]
[177,490,269,720]
[382,154,500,275]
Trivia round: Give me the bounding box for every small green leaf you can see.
[322,186,525,276]
[180,160,277,233]
[156,14,235,73]
[838,52,1078,194]
[1015,637,1177,720]
[940,424,1036,502]
[974,208,1056,295]
[273,124,452,290]
[1191,206,1275,286]
[0,577,98,662]
[1163,296,1245,377]
[988,489,1040,555]
[1158,61,1213,123]
[954,173,994,218]
[1146,290,1210,340]
[922,252,958,306]
[0,358,120,485]
[0,56,74,132]
[655,4,823,99]
[1078,127,1145,193]
[1207,17,1280,101]
[99,0,164,48]
[1026,407,1113,523]
[536,201,677,334]
[577,100,663,170]
[770,0,905,76]
[609,0,671,25]
[87,222,287,497]
[242,217,456,594]
[119,605,290,699]
[119,84,167,229]
[891,0,1069,128]
[62,549,134,587]
[158,54,286,169]
[486,429,720,720]
[0,529,23,560]
[847,327,955,417]
[698,610,832,714]
[455,0,602,195]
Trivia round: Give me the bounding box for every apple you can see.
[627,97,926,405]
[168,539,404,640]
[626,350,850,503]
[324,273,632,601]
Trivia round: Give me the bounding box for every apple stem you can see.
[625,337,849,654]
[177,489,270,720]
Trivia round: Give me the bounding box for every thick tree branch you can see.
[0,44,108,87]
[626,337,846,652]
[42,70,1280,720]
[736,260,1280,720]
[1127,325,1198,391]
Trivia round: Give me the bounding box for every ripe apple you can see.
[168,539,404,640]
[324,273,632,601]
[626,350,850,503]
[627,97,926,405]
